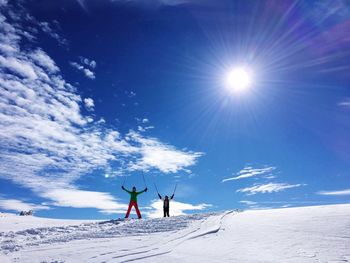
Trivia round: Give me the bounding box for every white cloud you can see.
[126,91,136,97]
[145,199,211,219]
[83,68,95,79]
[98,209,126,215]
[136,118,154,133]
[69,61,83,70]
[90,60,96,68]
[0,55,38,79]
[0,0,8,7]
[70,61,95,79]
[222,166,276,182]
[237,183,304,195]
[83,98,94,111]
[30,49,59,73]
[39,21,67,46]
[70,57,97,79]
[317,188,350,196]
[0,43,17,54]
[338,98,350,108]
[43,188,127,212]
[127,131,203,173]
[0,4,202,213]
[0,198,50,212]
[138,126,146,132]
[239,200,257,205]
[246,205,273,210]
[80,57,96,68]
[137,125,154,132]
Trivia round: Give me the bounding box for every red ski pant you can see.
[125,201,141,218]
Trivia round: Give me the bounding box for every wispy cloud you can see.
[0,198,50,212]
[42,189,127,213]
[136,118,154,132]
[317,188,350,196]
[70,57,97,79]
[39,21,68,46]
[222,166,276,182]
[145,199,211,219]
[240,200,346,210]
[239,200,257,205]
[80,57,96,68]
[126,90,136,98]
[126,131,203,173]
[70,61,95,79]
[137,125,154,132]
[30,49,59,73]
[237,183,304,195]
[0,3,202,213]
[239,201,273,210]
[338,98,350,108]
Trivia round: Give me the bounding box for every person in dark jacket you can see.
[122,186,147,219]
[158,193,174,217]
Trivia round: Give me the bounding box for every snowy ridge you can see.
[0,212,216,255]
[1,205,350,262]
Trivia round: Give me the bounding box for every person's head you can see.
[132,186,136,192]
[165,195,169,200]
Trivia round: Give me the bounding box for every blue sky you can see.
[0,0,349,219]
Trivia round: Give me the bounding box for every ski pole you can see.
[142,173,147,188]
[153,182,159,194]
[122,176,126,187]
[172,183,178,196]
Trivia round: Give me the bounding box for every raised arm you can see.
[136,187,147,195]
[170,194,174,200]
[158,193,162,199]
[121,186,131,194]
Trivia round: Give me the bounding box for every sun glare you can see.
[225,67,253,93]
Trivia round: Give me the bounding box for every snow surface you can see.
[1,204,349,262]
[0,213,96,232]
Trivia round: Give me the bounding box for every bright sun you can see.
[225,67,253,93]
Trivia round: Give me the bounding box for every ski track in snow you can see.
[1,205,350,262]
[106,211,233,262]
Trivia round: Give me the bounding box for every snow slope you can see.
[0,213,96,232]
[1,204,349,262]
